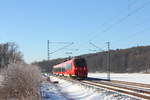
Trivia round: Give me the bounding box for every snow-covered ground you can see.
[41,82,68,100]
[88,73,150,84]
[41,76,139,100]
[1,73,149,100]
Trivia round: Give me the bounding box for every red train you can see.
[52,57,88,78]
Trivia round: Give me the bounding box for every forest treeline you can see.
[33,46,150,73]
[0,42,23,68]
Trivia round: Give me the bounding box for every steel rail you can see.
[82,80,150,100]
[111,80,150,88]
[52,75,150,100]
[92,81,150,95]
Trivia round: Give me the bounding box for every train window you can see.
[53,68,55,72]
[65,64,72,70]
[62,67,65,72]
[74,58,87,67]
[59,67,62,72]
[54,67,66,72]
[53,68,57,72]
[56,68,59,72]
[54,68,56,72]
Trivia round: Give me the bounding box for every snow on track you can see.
[49,76,137,100]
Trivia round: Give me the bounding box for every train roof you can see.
[53,57,86,68]
[53,58,73,68]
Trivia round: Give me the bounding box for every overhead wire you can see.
[128,0,138,9]
[112,16,150,44]
[111,1,150,46]
[87,0,138,41]
[85,0,141,52]
[50,42,74,54]
[89,0,150,42]
[113,26,150,45]
[89,42,104,51]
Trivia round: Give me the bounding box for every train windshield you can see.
[74,58,87,67]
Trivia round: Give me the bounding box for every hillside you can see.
[33,46,150,73]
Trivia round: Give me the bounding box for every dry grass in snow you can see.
[0,63,42,100]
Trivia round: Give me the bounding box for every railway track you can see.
[111,80,150,89]
[82,80,150,100]
[53,76,150,100]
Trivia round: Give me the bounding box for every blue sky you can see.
[0,0,150,63]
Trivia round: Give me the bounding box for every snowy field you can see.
[41,76,139,100]
[1,73,149,100]
[88,73,150,84]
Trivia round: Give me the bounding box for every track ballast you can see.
[53,75,150,100]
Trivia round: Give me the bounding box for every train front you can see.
[73,58,88,78]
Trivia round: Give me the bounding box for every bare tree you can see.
[0,42,23,68]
